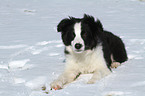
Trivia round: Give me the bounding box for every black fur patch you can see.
[64,48,70,54]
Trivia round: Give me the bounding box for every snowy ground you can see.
[0,0,145,96]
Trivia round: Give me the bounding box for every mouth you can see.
[74,49,83,53]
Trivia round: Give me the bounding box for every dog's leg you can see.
[111,62,121,68]
[50,69,79,90]
[87,71,101,84]
[111,54,121,68]
[87,68,111,84]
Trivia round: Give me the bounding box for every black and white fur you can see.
[50,14,128,90]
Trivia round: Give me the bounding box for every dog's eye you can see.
[72,32,75,38]
[82,32,87,38]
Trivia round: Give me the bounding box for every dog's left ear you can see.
[95,19,103,32]
[57,17,75,32]
[83,14,103,33]
[83,14,96,26]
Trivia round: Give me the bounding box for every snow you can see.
[0,0,145,96]
[25,76,46,90]
[0,44,27,49]
[8,59,30,69]
[14,77,26,84]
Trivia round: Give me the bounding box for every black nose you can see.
[75,43,82,49]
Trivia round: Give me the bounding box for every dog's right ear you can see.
[57,17,74,32]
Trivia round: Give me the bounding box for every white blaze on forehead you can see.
[71,22,85,52]
[74,22,81,38]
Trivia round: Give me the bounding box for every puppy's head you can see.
[57,14,103,53]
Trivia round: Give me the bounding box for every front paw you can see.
[50,80,63,90]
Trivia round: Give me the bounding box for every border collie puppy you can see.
[50,14,127,90]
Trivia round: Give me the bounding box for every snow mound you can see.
[14,77,26,84]
[25,76,47,90]
[104,91,131,96]
[8,59,30,69]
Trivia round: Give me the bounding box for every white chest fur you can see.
[50,44,111,89]
[65,45,109,74]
